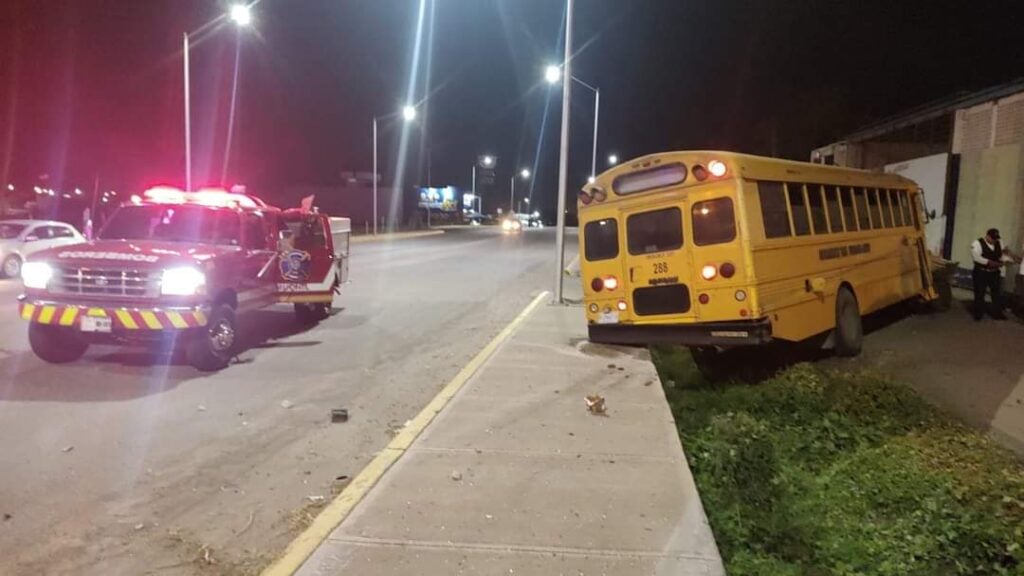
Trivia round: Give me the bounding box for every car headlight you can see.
[22,262,54,289]
[501,220,512,230]
[160,266,206,296]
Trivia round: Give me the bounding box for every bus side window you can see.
[898,190,912,226]
[758,182,791,239]
[883,190,897,228]
[825,186,844,232]
[853,187,871,231]
[787,183,811,236]
[840,187,858,232]
[867,188,883,229]
[806,184,828,234]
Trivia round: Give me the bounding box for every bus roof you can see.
[589,150,919,199]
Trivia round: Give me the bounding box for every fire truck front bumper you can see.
[18,299,209,333]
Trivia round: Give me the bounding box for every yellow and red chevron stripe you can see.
[20,303,207,330]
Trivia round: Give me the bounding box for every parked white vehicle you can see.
[0,220,85,278]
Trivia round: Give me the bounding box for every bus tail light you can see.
[578,191,593,205]
[591,277,603,292]
[617,300,627,311]
[701,264,717,280]
[591,188,607,202]
[720,262,736,278]
[692,165,708,182]
[735,290,747,302]
[708,160,727,177]
[603,276,619,290]
[698,293,710,304]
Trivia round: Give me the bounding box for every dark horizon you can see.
[1,0,1022,218]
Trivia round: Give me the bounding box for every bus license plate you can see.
[81,316,113,333]
[597,311,619,324]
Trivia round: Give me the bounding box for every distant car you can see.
[0,220,85,278]
[501,218,523,234]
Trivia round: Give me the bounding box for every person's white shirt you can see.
[971,238,1012,278]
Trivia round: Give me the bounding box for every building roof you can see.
[840,78,1024,143]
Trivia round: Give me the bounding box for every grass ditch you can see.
[650,345,1024,575]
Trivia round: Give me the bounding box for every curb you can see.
[259,291,550,576]
[350,230,444,244]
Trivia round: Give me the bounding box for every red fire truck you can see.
[17,186,350,371]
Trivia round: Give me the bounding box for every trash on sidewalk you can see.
[307,495,326,503]
[585,394,607,415]
[61,445,74,453]
[197,404,207,412]
[450,470,463,481]
[280,400,294,409]
[331,408,349,423]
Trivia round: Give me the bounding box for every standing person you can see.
[971,228,1009,320]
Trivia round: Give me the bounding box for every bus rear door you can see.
[620,202,697,322]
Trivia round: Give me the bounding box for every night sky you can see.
[1,0,1022,218]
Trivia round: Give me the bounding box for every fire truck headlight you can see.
[161,266,207,296]
[22,262,53,289]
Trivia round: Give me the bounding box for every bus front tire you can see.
[834,287,863,357]
[186,304,237,371]
[29,323,88,364]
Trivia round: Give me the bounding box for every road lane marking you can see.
[260,290,550,576]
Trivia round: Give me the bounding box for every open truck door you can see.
[276,210,346,323]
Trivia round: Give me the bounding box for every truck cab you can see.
[17,187,350,371]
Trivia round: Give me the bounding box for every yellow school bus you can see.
[579,151,935,372]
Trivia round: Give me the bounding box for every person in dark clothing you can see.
[970,228,1010,320]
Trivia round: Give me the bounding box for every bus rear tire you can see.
[29,323,88,364]
[690,346,729,381]
[834,287,863,357]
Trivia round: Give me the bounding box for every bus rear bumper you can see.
[588,318,772,347]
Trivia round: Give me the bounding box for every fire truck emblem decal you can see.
[279,249,312,281]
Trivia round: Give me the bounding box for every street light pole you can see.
[509,175,515,216]
[372,116,378,235]
[183,33,191,191]
[591,88,599,180]
[554,0,574,304]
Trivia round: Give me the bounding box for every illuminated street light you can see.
[6,184,13,192]
[372,104,420,235]
[545,65,562,85]
[587,176,596,184]
[229,4,252,27]
[608,154,618,165]
[482,155,494,167]
[402,105,417,122]
[510,168,531,215]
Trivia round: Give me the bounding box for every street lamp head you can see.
[520,168,531,179]
[544,64,561,85]
[608,154,618,165]
[482,155,494,167]
[229,4,252,26]
[402,105,417,122]
[587,176,596,184]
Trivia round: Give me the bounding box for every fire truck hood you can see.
[31,239,242,270]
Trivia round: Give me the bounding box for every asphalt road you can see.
[0,226,577,575]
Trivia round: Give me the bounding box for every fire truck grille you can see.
[51,267,159,298]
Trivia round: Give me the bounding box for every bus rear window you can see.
[627,207,682,255]
[692,198,736,245]
[613,163,687,195]
[584,218,619,261]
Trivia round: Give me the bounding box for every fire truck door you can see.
[276,213,335,301]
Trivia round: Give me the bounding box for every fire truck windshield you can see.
[99,204,241,246]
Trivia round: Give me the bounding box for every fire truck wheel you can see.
[2,255,22,278]
[187,304,237,371]
[294,302,330,324]
[29,323,88,363]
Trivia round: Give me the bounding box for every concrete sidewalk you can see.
[294,299,724,575]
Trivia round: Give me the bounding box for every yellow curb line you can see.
[350,230,445,244]
[260,290,551,576]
